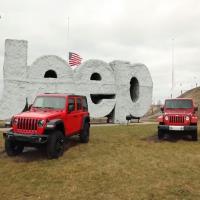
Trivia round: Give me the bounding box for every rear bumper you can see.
[158,125,197,132]
[3,130,48,144]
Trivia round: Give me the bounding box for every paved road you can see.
[0,128,11,132]
[92,122,157,127]
[0,122,157,132]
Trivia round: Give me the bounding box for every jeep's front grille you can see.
[169,116,185,124]
[17,118,38,131]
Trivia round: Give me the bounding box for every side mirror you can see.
[68,104,74,113]
[160,106,164,112]
[194,107,198,112]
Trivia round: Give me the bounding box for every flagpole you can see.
[171,38,175,98]
[67,16,70,57]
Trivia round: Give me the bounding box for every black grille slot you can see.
[32,119,35,130]
[34,119,38,130]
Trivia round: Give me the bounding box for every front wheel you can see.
[46,130,65,159]
[80,123,90,143]
[158,129,164,140]
[191,130,198,141]
[5,138,24,156]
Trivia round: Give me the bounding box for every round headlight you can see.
[185,116,190,121]
[165,116,169,121]
[38,120,45,127]
[13,118,18,125]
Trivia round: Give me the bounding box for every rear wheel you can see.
[5,138,24,156]
[158,129,164,140]
[191,130,198,141]
[80,123,90,143]
[46,130,65,159]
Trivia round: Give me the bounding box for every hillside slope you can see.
[179,87,200,116]
[179,87,200,106]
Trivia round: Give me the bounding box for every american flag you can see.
[69,52,82,67]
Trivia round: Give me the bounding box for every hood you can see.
[15,110,63,119]
[164,108,193,115]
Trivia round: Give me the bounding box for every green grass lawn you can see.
[0,124,200,200]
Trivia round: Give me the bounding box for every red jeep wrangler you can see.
[3,93,90,159]
[157,98,198,140]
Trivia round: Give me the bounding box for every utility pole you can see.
[194,76,197,88]
[180,82,182,95]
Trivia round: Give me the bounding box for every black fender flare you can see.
[45,119,65,134]
[81,116,90,130]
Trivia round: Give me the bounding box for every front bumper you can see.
[158,125,197,132]
[3,130,48,144]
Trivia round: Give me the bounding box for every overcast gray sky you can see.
[0,0,200,103]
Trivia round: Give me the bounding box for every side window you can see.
[68,98,75,113]
[82,97,88,111]
[77,98,82,110]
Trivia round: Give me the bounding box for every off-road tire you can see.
[5,138,24,156]
[191,130,198,141]
[80,123,90,143]
[46,130,65,159]
[158,129,164,140]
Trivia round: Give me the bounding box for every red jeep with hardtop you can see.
[157,98,198,140]
[3,93,90,159]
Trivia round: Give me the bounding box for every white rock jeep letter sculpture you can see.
[0,39,153,123]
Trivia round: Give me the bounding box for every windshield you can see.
[165,99,193,109]
[33,96,66,109]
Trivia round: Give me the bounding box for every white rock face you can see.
[110,61,153,123]
[74,60,116,118]
[0,39,153,123]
